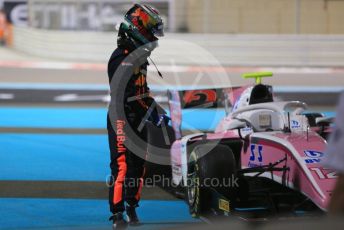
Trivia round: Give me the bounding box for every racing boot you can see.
[109,212,128,229]
[126,205,140,226]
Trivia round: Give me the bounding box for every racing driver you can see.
[107,4,166,229]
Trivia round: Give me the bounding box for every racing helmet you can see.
[122,4,164,46]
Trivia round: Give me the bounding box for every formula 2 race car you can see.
[166,72,336,219]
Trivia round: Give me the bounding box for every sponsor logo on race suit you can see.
[116,120,127,153]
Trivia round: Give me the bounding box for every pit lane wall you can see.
[12,26,344,67]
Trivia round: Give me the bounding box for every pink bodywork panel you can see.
[241,131,336,210]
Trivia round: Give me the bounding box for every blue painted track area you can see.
[0,134,109,181]
[0,107,106,129]
[0,107,225,131]
[0,107,334,131]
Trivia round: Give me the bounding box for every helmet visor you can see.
[152,22,164,37]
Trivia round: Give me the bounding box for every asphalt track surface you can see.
[0,56,343,229]
[0,88,340,107]
[1,65,344,87]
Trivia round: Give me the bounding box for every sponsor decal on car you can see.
[310,167,337,179]
[248,144,263,167]
[182,89,218,108]
[304,150,324,158]
[291,120,301,129]
[303,150,324,164]
[218,198,230,212]
[240,127,253,137]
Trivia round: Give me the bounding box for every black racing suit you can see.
[107,47,157,214]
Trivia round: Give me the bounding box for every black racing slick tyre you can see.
[186,143,236,217]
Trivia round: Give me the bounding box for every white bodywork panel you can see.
[171,133,204,186]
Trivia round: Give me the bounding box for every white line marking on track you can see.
[55,94,110,102]
[0,94,14,99]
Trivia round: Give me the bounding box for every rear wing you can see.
[167,87,247,138]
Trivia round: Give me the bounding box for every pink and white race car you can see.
[166,72,336,218]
